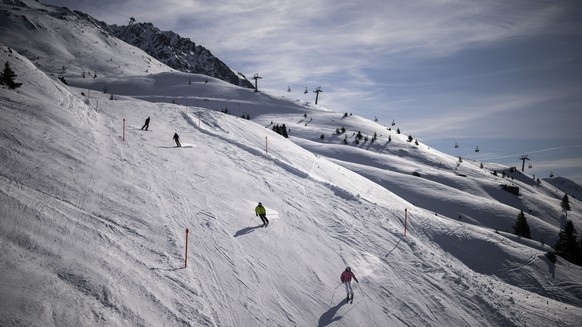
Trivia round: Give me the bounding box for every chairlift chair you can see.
[528,163,532,168]
[287,86,291,92]
[391,119,396,126]
[304,87,308,94]
[550,171,554,177]
[454,142,459,148]
[475,146,479,152]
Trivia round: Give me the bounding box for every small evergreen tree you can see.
[396,128,400,134]
[320,134,325,140]
[561,194,572,217]
[554,220,581,265]
[513,210,531,239]
[1,61,22,89]
[281,124,288,138]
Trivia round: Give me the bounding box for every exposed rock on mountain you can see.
[110,22,253,88]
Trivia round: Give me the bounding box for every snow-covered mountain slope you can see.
[109,22,253,88]
[0,0,249,88]
[2,40,582,327]
[0,0,172,78]
[1,1,582,326]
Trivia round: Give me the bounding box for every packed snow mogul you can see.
[340,266,358,302]
[141,116,150,130]
[173,132,181,147]
[255,202,269,226]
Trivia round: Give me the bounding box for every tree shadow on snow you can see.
[233,225,263,237]
[318,300,346,327]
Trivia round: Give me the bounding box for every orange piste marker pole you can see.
[185,228,189,268]
[404,208,408,238]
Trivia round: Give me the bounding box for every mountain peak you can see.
[110,22,253,88]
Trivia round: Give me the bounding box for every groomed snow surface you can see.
[1,45,581,327]
[1,2,581,325]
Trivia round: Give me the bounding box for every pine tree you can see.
[281,124,288,138]
[554,220,581,265]
[561,194,572,217]
[1,61,22,89]
[513,210,531,239]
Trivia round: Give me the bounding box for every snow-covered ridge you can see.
[109,22,253,88]
[0,0,251,88]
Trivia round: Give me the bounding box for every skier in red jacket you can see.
[340,266,358,302]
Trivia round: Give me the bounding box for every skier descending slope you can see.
[340,267,358,303]
[255,202,269,227]
[173,132,181,147]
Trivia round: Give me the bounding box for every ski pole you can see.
[329,282,343,307]
[358,281,368,299]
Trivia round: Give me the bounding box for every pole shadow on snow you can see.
[318,300,347,327]
[384,237,403,258]
[233,225,264,237]
[149,266,186,272]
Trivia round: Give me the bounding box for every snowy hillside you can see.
[109,22,253,88]
[1,1,582,327]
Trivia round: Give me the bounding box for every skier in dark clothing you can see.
[255,202,269,226]
[141,116,150,130]
[173,132,181,147]
[340,266,358,302]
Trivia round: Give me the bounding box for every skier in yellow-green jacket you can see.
[255,202,269,227]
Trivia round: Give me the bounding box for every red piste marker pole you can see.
[184,228,189,268]
[404,208,408,238]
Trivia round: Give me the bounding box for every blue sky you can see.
[44,0,582,185]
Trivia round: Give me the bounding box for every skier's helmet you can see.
[258,202,262,206]
[346,266,351,271]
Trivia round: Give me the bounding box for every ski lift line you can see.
[261,78,311,91]
[259,76,577,176]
